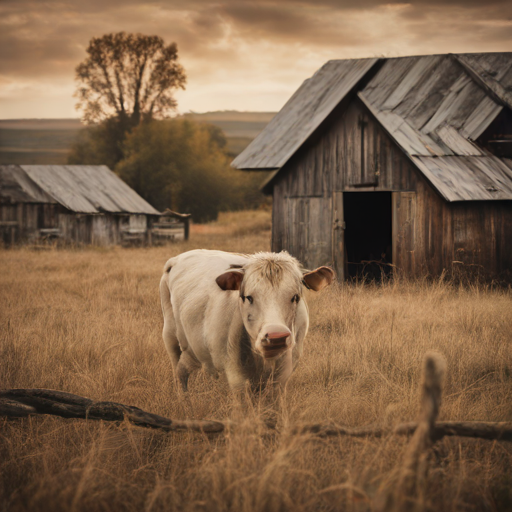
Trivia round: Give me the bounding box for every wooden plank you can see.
[382,56,442,111]
[363,57,418,107]
[435,125,483,156]
[411,156,512,201]
[305,197,332,268]
[420,75,473,134]
[411,157,470,202]
[392,192,416,275]
[470,157,512,195]
[459,96,503,140]
[439,83,486,131]
[332,191,345,280]
[394,57,464,129]
[461,53,512,81]
[455,54,512,111]
[358,93,449,156]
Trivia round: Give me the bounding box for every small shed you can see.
[0,164,163,246]
[152,209,191,244]
[233,53,512,280]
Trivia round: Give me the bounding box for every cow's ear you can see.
[302,266,335,291]
[216,270,244,291]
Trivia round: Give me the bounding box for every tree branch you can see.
[293,420,512,441]
[0,389,224,433]
[2,388,510,440]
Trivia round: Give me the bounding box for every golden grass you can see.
[1,211,512,512]
[191,209,271,237]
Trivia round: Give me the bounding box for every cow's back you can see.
[165,249,249,296]
[162,250,249,367]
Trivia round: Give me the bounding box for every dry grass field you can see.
[1,211,512,512]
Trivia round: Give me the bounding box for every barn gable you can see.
[233,53,512,202]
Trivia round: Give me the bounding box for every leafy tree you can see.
[70,32,186,168]
[117,119,225,221]
[75,32,186,126]
[67,118,127,169]
[116,119,269,222]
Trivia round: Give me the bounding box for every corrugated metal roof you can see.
[0,165,160,214]
[235,53,512,202]
[0,165,56,204]
[231,58,379,170]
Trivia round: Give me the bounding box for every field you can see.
[0,120,83,165]
[1,211,512,512]
[0,112,275,164]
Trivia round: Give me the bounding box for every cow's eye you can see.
[292,294,300,303]
[246,296,254,304]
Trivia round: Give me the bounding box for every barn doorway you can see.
[343,192,393,281]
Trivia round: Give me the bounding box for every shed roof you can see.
[0,165,160,215]
[233,53,512,202]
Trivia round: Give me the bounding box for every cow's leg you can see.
[225,365,246,395]
[176,349,200,393]
[160,275,181,370]
[163,323,181,370]
[258,353,292,427]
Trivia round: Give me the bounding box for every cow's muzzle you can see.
[260,327,291,359]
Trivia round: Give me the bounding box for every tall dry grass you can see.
[1,211,511,512]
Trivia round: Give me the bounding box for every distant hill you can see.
[0,111,276,165]
[0,119,83,165]
[183,111,276,138]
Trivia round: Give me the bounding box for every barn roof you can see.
[233,53,512,202]
[232,58,379,171]
[0,165,160,215]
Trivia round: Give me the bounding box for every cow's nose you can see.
[263,325,291,345]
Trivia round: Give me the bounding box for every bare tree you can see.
[75,32,186,126]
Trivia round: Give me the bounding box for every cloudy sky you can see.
[1,0,512,119]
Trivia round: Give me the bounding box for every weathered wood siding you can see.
[272,97,512,279]
[0,204,156,247]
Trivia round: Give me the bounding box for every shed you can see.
[233,53,512,280]
[0,164,163,246]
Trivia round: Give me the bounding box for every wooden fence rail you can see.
[1,354,511,441]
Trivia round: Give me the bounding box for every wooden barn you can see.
[0,164,187,247]
[233,53,512,280]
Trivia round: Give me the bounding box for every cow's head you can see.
[216,252,334,360]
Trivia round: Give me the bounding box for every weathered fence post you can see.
[383,352,446,512]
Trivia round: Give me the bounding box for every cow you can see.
[160,249,334,394]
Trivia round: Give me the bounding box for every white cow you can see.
[160,249,334,393]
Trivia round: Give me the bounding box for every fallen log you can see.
[295,354,512,442]
[293,420,512,441]
[2,388,511,441]
[0,388,225,433]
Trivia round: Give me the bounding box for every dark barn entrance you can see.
[343,192,393,280]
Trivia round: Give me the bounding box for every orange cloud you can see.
[0,0,511,118]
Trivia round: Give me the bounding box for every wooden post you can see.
[184,215,190,241]
[332,191,345,281]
